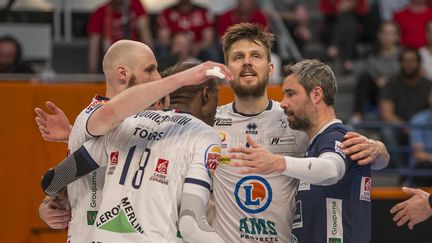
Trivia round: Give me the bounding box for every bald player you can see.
[36,40,231,242]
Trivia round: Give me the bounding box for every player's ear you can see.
[201,86,210,105]
[116,64,128,85]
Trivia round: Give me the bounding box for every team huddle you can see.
[36,23,390,243]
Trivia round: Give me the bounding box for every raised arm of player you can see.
[87,61,232,136]
[34,101,72,143]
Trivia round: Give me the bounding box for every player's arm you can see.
[41,138,106,197]
[87,61,233,136]
[229,135,345,185]
[34,101,72,143]
[179,133,225,243]
[340,131,390,170]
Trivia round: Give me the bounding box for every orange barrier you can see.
[0,81,427,243]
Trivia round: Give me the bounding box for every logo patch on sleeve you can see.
[359,177,371,202]
[334,141,346,159]
[205,145,220,176]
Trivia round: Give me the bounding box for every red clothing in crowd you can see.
[87,0,147,50]
[394,7,432,48]
[157,4,214,43]
[319,0,369,15]
[217,9,269,38]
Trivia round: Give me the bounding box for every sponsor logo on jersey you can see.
[246,123,258,135]
[155,158,169,174]
[90,171,98,207]
[219,155,231,165]
[110,151,119,165]
[219,131,227,148]
[235,176,272,214]
[134,110,191,125]
[360,177,371,202]
[133,126,164,141]
[205,145,220,177]
[85,98,104,114]
[149,158,170,185]
[87,211,98,225]
[334,141,346,159]
[329,238,342,243]
[108,152,119,175]
[326,198,343,243]
[96,197,144,234]
[297,181,310,191]
[269,136,295,145]
[214,117,232,126]
[239,217,278,242]
[292,200,303,229]
[279,118,288,128]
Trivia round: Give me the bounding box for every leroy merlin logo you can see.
[329,238,341,243]
[95,197,143,234]
[87,211,98,225]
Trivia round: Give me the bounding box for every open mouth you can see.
[240,69,257,77]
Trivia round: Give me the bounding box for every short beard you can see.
[402,67,420,80]
[287,114,312,131]
[231,75,269,98]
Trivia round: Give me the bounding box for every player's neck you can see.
[307,106,337,139]
[234,94,270,115]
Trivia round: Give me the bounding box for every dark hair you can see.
[0,35,22,65]
[399,47,421,63]
[164,61,218,101]
[282,59,337,105]
[222,23,274,64]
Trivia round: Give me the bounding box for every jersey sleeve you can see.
[185,129,221,191]
[315,130,349,168]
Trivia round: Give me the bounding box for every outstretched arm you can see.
[87,61,232,136]
[229,135,345,185]
[390,187,432,230]
[340,132,390,170]
[34,101,72,143]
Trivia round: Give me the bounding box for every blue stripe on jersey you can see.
[184,178,211,191]
[74,146,100,177]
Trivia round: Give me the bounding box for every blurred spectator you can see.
[410,90,432,186]
[157,32,201,72]
[420,20,432,80]
[273,0,311,53]
[319,0,371,73]
[217,0,269,38]
[350,22,400,123]
[394,0,432,49]
[87,0,153,73]
[0,35,34,73]
[378,0,408,21]
[380,47,432,167]
[157,0,217,61]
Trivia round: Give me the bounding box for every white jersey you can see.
[66,95,109,243]
[213,100,309,243]
[81,109,221,242]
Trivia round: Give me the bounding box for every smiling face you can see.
[226,39,273,98]
[280,73,314,131]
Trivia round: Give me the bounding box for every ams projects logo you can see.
[235,176,272,214]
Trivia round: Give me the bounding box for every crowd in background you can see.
[1,0,432,185]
